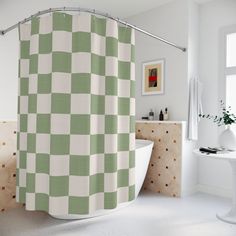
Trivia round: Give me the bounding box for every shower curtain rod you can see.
[0,7,187,52]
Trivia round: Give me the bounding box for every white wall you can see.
[127,0,189,121]
[198,0,236,197]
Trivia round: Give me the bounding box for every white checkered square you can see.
[91,33,105,56]
[51,114,70,134]
[52,31,72,52]
[69,176,89,196]
[20,59,29,78]
[118,79,130,98]
[71,94,90,114]
[118,116,130,133]
[38,54,52,74]
[30,34,39,55]
[117,151,129,169]
[104,173,117,192]
[91,115,104,134]
[72,52,91,73]
[72,14,91,32]
[39,15,52,34]
[25,193,35,210]
[70,134,90,155]
[19,96,28,114]
[105,96,118,115]
[50,155,70,176]
[129,133,136,150]
[52,73,71,93]
[19,24,31,41]
[37,94,51,114]
[130,98,135,116]
[105,134,117,153]
[105,57,118,76]
[19,133,27,150]
[26,153,36,173]
[91,74,105,95]
[129,168,135,185]
[35,173,49,194]
[90,154,104,175]
[106,19,118,38]
[118,42,131,62]
[29,74,38,94]
[19,169,26,187]
[89,192,104,213]
[27,114,37,133]
[49,196,69,215]
[36,134,50,153]
[117,187,129,203]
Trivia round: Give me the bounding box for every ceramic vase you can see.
[219,125,236,150]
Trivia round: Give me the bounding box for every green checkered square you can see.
[91,54,105,76]
[19,151,27,169]
[69,196,89,214]
[106,37,118,57]
[51,93,70,114]
[91,15,106,36]
[50,176,69,196]
[31,17,39,35]
[118,97,130,115]
[70,155,89,176]
[26,173,35,192]
[50,134,70,155]
[29,54,38,74]
[91,95,105,114]
[39,33,52,54]
[28,94,37,113]
[35,193,49,211]
[105,76,117,95]
[37,114,50,133]
[104,192,117,209]
[71,73,91,93]
[117,169,129,187]
[91,134,104,154]
[52,52,71,73]
[20,78,29,95]
[27,133,36,153]
[118,134,129,151]
[20,114,28,132]
[118,61,130,80]
[105,154,117,173]
[71,114,90,134]
[20,41,30,59]
[72,32,91,52]
[105,115,117,134]
[36,154,49,174]
[90,173,104,195]
[53,12,72,32]
[38,74,52,93]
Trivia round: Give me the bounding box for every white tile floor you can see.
[1,192,236,236]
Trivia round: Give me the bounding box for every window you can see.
[225,30,236,132]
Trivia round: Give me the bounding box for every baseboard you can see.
[196,184,231,198]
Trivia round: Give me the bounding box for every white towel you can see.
[188,77,203,140]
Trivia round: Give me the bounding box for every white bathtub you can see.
[51,139,153,220]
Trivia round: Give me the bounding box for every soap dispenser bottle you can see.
[159,110,164,121]
[164,107,169,120]
[149,109,154,120]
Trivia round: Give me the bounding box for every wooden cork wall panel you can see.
[0,121,23,212]
[136,122,182,197]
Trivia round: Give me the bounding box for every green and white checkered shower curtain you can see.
[16,12,135,215]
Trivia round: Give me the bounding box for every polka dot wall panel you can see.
[136,122,182,197]
[0,121,24,212]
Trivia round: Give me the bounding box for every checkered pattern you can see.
[16,12,135,215]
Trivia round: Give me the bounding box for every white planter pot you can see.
[219,126,236,151]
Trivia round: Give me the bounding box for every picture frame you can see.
[142,59,165,95]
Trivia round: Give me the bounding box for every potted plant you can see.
[199,100,236,150]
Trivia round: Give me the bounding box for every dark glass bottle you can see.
[159,110,164,121]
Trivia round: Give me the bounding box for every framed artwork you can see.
[142,59,164,95]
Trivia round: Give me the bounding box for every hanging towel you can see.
[188,77,203,140]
